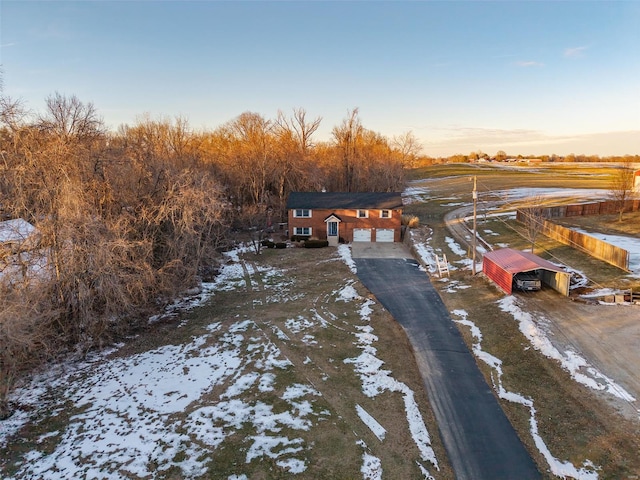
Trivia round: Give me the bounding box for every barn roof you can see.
[286,192,403,210]
[483,248,565,274]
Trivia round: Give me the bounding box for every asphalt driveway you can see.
[352,244,540,479]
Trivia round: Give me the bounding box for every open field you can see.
[1,162,639,479]
[406,162,640,478]
[0,246,453,480]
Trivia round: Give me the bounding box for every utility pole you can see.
[472,176,477,275]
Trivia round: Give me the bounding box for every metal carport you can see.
[483,248,571,296]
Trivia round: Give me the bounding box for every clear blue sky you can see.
[2,0,639,157]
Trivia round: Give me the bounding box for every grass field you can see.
[2,162,638,479]
[0,246,454,480]
[406,162,640,478]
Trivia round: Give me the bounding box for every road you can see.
[352,244,540,480]
[443,204,640,419]
[519,289,640,415]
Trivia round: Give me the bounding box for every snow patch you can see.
[451,310,600,480]
[498,296,635,402]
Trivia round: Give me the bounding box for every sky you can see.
[1,0,639,157]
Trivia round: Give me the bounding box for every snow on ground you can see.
[403,184,433,204]
[572,229,640,277]
[1,244,440,479]
[338,243,357,273]
[451,310,600,480]
[356,404,387,441]
[0,246,327,478]
[339,245,438,479]
[3,314,328,479]
[498,296,636,403]
[493,188,611,203]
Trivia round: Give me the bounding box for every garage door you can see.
[376,229,395,242]
[353,228,372,242]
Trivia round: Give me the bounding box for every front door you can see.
[327,221,339,246]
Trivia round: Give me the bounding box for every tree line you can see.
[0,91,418,415]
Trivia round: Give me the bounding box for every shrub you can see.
[303,239,329,248]
[275,242,287,249]
[402,214,420,228]
[290,235,311,242]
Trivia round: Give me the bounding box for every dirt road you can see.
[519,289,640,417]
[443,205,640,420]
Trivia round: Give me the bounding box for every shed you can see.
[482,248,571,296]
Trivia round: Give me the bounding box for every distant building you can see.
[635,170,640,193]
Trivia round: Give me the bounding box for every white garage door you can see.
[353,228,372,242]
[376,229,395,242]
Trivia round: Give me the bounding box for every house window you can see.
[357,209,368,218]
[380,210,391,218]
[293,209,311,218]
[294,227,312,236]
[327,221,338,236]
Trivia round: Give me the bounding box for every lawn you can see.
[2,162,638,479]
[0,245,453,480]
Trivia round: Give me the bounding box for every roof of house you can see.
[483,248,565,274]
[286,192,403,210]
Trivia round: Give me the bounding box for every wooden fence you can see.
[535,199,640,219]
[540,221,630,271]
[516,199,636,271]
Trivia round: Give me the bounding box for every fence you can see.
[540,220,630,271]
[516,199,635,271]
[528,199,640,219]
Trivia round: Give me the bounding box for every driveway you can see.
[352,244,540,479]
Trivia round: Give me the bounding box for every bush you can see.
[402,214,420,228]
[275,242,287,249]
[303,239,329,248]
[261,240,275,248]
[290,235,311,242]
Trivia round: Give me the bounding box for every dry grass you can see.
[0,246,455,479]
[436,271,640,479]
[407,166,640,478]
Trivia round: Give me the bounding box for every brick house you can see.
[286,192,403,245]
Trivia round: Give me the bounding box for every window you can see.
[327,221,338,236]
[380,210,391,218]
[293,209,311,218]
[293,227,312,236]
[357,209,368,218]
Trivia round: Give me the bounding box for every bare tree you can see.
[275,107,321,156]
[38,92,104,142]
[609,161,636,222]
[332,108,363,192]
[391,130,422,168]
[273,108,322,212]
[521,195,546,253]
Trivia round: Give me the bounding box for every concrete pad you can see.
[350,242,413,259]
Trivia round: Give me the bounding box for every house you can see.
[286,192,403,245]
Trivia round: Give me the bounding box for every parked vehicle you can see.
[513,271,541,291]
